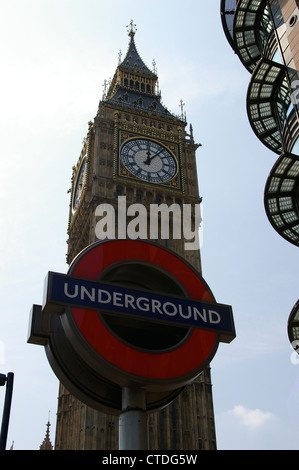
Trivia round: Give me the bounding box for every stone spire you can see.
[102,20,186,125]
[119,19,156,76]
[39,416,53,450]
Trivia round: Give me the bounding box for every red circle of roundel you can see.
[69,240,218,381]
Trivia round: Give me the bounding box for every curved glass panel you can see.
[220,0,238,50]
[288,300,299,352]
[264,152,299,247]
[233,1,275,71]
[291,137,299,156]
[247,59,286,153]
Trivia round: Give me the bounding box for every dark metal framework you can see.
[288,299,299,349]
[221,0,299,246]
[265,152,299,245]
[220,0,238,50]
[220,0,299,352]
[247,59,290,154]
[233,1,275,72]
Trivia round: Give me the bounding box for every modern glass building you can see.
[220,0,299,349]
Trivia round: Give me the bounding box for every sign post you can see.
[119,388,148,450]
[0,372,14,451]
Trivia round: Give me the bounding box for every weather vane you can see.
[127,19,137,36]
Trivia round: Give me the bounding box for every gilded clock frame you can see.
[71,154,88,214]
[115,127,184,192]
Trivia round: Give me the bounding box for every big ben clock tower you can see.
[55,21,216,450]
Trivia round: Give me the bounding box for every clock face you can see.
[72,157,86,211]
[120,138,177,183]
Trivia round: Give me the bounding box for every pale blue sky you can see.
[0,0,298,450]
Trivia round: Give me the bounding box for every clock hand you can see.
[145,141,151,160]
[144,148,164,165]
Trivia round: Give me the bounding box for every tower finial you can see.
[39,413,53,450]
[118,49,122,65]
[127,19,137,37]
[179,100,186,120]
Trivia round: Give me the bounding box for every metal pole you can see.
[0,372,14,450]
[119,387,148,450]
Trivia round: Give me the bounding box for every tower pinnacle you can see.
[101,21,186,124]
[39,414,53,450]
[127,19,137,38]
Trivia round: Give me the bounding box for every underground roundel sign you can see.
[28,240,235,413]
